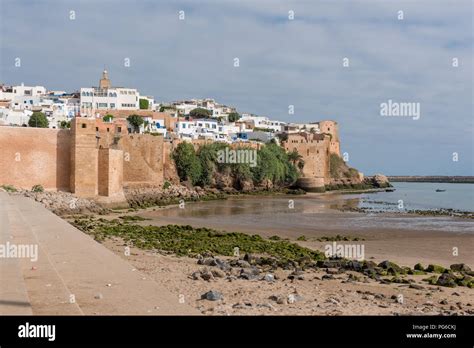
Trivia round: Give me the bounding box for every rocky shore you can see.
[68,216,473,315]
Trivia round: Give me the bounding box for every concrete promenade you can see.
[0,192,198,315]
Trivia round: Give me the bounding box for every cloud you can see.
[0,0,472,175]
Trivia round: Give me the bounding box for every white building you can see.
[240,114,286,132]
[0,108,32,126]
[283,122,320,133]
[80,70,144,112]
[175,120,197,139]
[0,83,46,101]
[141,116,167,136]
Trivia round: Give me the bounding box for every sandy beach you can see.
[78,192,473,316]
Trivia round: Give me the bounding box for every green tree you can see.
[251,143,298,186]
[227,112,241,122]
[172,142,202,185]
[59,120,71,129]
[288,149,305,172]
[139,98,149,110]
[103,114,114,122]
[127,114,144,133]
[189,108,212,118]
[28,112,49,128]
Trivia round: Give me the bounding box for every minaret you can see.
[99,69,111,89]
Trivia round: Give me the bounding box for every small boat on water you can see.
[435,189,446,192]
[385,188,395,192]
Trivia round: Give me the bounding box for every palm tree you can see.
[288,149,305,172]
[288,149,302,166]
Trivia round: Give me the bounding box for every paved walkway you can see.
[0,192,198,315]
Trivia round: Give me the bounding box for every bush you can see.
[172,142,202,185]
[1,184,17,192]
[31,184,44,192]
[227,112,241,122]
[172,142,299,189]
[59,120,70,129]
[139,99,149,110]
[28,112,49,128]
[103,114,114,122]
[189,108,212,118]
[127,114,144,133]
[162,181,171,190]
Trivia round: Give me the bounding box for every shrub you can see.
[162,181,171,190]
[1,184,17,192]
[172,142,202,185]
[127,114,144,133]
[31,184,44,192]
[189,108,212,118]
[28,112,49,128]
[103,114,114,122]
[139,99,149,110]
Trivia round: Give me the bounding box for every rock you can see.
[263,273,275,282]
[456,274,473,287]
[191,271,201,280]
[414,263,425,271]
[257,303,275,310]
[198,257,216,266]
[240,267,260,280]
[378,260,403,274]
[372,174,390,188]
[200,269,215,282]
[201,290,223,301]
[211,268,226,278]
[322,274,335,280]
[436,273,458,287]
[287,294,304,304]
[346,260,363,272]
[409,284,425,290]
[362,294,375,301]
[426,264,446,273]
[214,258,231,271]
[288,270,305,280]
[94,293,103,299]
[235,260,251,268]
[440,299,448,305]
[269,295,287,305]
[318,260,347,268]
[450,263,471,272]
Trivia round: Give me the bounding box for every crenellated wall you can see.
[282,120,342,191]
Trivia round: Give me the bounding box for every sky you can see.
[0,0,472,175]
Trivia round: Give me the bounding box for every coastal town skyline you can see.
[1,0,471,176]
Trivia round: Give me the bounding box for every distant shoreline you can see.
[387,176,474,183]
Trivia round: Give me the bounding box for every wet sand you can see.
[132,194,474,268]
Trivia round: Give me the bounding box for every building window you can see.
[96,127,99,131]
[117,127,122,133]
[106,128,110,132]
[82,124,86,128]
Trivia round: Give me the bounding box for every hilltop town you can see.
[0,70,388,207]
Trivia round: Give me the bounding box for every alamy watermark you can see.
[0,242,38,262]
[324,241,365,261]
[380,99,420,120]
[217,148,257,167]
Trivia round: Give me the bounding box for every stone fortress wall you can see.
[0,118,342,198]
[282,120,341,191]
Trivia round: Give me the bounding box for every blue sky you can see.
[0,0,472,175]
